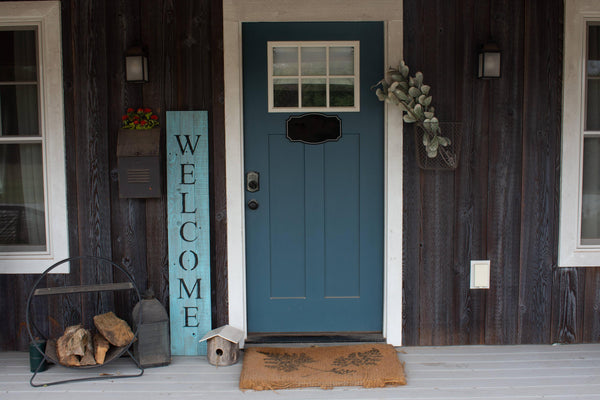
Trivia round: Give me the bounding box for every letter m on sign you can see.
[166,111,211,356]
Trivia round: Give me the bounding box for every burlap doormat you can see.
[239,343,406,390]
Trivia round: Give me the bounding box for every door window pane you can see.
[269,41,359,111]
[330,78,354,107]
[0,143,46,251]
[273,47,298,76]
[0,29,37,82]
[273,78,298,107]
[301,78,326,107]
[329,47,354,75]
[301,47,326,76]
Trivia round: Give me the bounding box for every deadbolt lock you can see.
[246,171,259,192]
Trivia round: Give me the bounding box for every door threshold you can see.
[245,332,385,345]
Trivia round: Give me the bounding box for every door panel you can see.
[243,22,384,333]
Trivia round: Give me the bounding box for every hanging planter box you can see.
[117,128,161,198]
[414,122,462,171]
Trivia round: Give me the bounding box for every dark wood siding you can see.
[0,0,226,350]
[1,0,599,350]
[402,0,600,346]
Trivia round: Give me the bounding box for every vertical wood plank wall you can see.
[1,0,599,350]
[0,0,227,350]
[402,0,600,346]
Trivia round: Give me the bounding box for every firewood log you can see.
[94,333,110,364]
[93,311,134,347]
[56,324,92,367]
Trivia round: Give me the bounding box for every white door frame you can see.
[223,0,404,347]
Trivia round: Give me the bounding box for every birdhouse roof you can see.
[199,325,244,344]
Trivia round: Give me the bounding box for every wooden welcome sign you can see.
[166,111,211,355]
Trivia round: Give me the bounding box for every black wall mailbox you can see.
[286,113,341,144]
[117,128,161,198]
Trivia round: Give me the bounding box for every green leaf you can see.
[403,114,417,123]
[400,62,409,77]
[413,104,424,119]
[439,136,451,146]
[422,133,430,146]
[415,72,424,87]
[424,111,435,119]
[418,95,432,107]
[423,119,431,131]
[429,136,439,152]
[408,86,421,98]
[427,149,438,158]
[376,88,386,101]
[386,91,400,105]
[394,89,410,102]
[421,85,431,95]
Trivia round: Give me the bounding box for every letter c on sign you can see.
[180,221,198,242]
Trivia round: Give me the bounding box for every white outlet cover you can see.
[470,260,490,289]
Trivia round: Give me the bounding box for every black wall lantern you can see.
[125,46,148,83]
[477,43,501,79]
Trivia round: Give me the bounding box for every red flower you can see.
[122,106,159,130]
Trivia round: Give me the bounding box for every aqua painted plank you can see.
[167,111,211,355]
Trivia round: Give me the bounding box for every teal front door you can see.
[243,22,384,333]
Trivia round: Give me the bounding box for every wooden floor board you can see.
[2,344,599,399]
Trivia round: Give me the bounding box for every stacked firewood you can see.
[55,312,134,367]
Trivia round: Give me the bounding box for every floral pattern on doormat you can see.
[259,351,316,372]
[259,348,383,375]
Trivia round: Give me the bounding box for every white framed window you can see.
[268,41,360,112]
[0,2,69,273]
[559,0,600,267]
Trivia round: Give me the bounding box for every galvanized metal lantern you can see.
[132,292,171,368]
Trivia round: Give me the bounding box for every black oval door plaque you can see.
[286,113,342,144]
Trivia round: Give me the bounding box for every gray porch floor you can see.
[2,344,600,399]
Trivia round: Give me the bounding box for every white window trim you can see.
[268,41,360,112]
[0,1,69,273]
[224,0,403,347]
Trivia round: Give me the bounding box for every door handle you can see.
[247,199,259,210]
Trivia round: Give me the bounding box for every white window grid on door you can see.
[267,41,360,113]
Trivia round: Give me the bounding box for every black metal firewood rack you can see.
[26,255,144,387]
